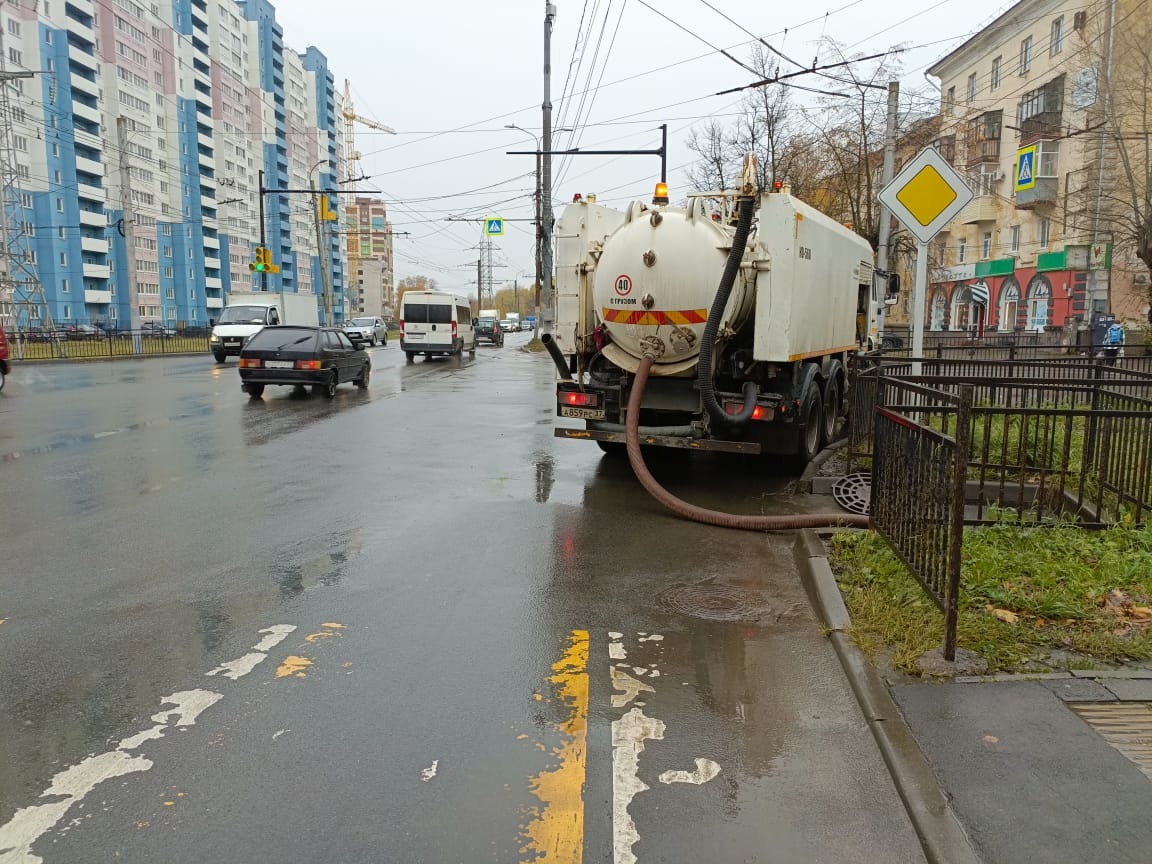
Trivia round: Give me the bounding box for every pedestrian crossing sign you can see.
[484,217,504,236]
[1015,146,1037,192]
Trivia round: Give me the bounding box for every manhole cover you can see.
[1070,702,1152,779]
[656,583,775,623]
[832,472,871,515]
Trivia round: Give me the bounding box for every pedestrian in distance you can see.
[1099,321,1125,365]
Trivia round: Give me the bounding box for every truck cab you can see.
[210,304,281,362]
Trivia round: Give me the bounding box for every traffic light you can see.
[248,247,280,273]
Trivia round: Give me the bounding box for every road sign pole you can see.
[912,239,929,377]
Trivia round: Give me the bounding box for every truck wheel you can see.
[797,379,823,466]
[246,384,264,399]
[822,376,841,446]
[213,350,226,363]
[406,351,415,363]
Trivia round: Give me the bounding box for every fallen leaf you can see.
[983,735,999,744]
[1131,607,1152,619]
[987,606,1020,624]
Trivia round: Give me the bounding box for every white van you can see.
[400,291,476,362]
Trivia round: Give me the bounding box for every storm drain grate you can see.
[656,583,775,623]
[1070,702,1152,780]
[832,472,871,515]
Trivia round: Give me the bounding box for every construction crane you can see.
[342,79,395,193]
[341,79,396,313]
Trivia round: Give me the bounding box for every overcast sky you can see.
[272,0,1014,296]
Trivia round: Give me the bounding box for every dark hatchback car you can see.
[238,325,370,399]
[474,316,504,346]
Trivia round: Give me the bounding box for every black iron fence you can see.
[6,328,210,360]
[870,379,972,659]
[849,357,1152,657]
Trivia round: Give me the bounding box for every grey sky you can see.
[273,0,1013,296]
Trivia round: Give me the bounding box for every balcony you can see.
[205,278,223,291]
[72,101,101,124]
[79,210,106,227]
[1016,177,1058,209]
[84,288,112,304]
[81,237,109,254]
[1019,111,1062,147]
[75,155,102,176]
[958,195,998,224]
[83,263,111,279]
[66,16,96,44]
[67,44,99,72]
[965,137,1001,167]
[76,182,104,202]
[70,71,99,97]
[204,255,221,270]
[203,235,220,249]
[198,132,214,151]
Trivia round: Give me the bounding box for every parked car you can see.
[500,319,518,333]
[0,322,9,392]
[93,321,124,338]
[65,324,102,340]
[238,325,370,399]
[344,316,387,346]
[141,322,174,337]
[474,315,504,346]
[520,320,533,332]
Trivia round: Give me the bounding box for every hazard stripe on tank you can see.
[601,308,708,325]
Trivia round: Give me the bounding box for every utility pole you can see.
[312,184,332,323]
[513,279,519,317]
[534,145,542,339]
[874,80,899,341]
[541,1,556,332]
[257,169,268,292]
[477,258,482,316]
[117,118,143,350]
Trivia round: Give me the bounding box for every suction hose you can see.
[698,194,758,426]
[541,333,573,381]
[627,355,870,530]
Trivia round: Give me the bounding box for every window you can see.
[7,47,20,66]
[945,86,955,115]
[19,192,30,208]
[981,232,992,259]
[63,304,70,319]
[1039,218,1051,248]
[52,143,59,158]
[53,170,61,185]
[165,287,175,300]
[958,238,967,263]
[161,224,172,236]
[13,134,26,151]
[1020,36,1032,74]
[17,163,28,178]
[164,266,173,278]
[1009,225,1021,253]
[7,19,20,36]
[110,307,118,320]
[967,72,976,103]
[1038,141,1059,176]
[1051,16,1063,54]
[46,59,53,73]
[56,198,63,213]
[11,106,24,122]
[991,56,1001,90]
[58,227,65,239]
[163,246,172,257]
[61,279,69,293]
[60,251,67,266]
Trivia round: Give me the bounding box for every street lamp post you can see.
[309,159,334,323]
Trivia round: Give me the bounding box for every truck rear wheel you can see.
[822,376,841,445]
[797,379,823,466]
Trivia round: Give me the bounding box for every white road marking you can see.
[421,761,439,781]
[608,631,623,639]
[611,707,666,864]
[631,667,647,676]
[658,758,721,786]
[116,725,166,751]
[637,633,664,643]
[609,642,627,660]
[272,730,288,740]
[252,625,297,652]
[149,690,222,727]
[611,667,654,708]
[0,751,152,864]
[206,653,266,680]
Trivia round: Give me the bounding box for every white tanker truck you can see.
[544,159,895,464]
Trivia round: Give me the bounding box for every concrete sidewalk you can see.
[892,676,1152,864]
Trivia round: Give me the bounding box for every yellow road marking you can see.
[321,622,345,629]
[520,630,589,863]
[276,656,313,678]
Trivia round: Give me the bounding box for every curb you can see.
[797,437,847,493]
[11,351,208,367]
[798,529,983,864]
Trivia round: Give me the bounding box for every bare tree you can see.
[685,119,736,194]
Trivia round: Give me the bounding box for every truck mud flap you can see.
[553,427,760,454]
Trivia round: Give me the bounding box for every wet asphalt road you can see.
[0,335,925,863]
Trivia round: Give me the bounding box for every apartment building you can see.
[926,0,1120,333]
[0,0,347,330]
[347,196,395,318]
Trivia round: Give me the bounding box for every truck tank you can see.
[591,198,755,375]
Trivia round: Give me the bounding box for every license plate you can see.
[560,406,606,420]
[224,339,241,345]
[266,360,294,369]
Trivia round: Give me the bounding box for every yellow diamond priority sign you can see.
[878,147,973,244]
